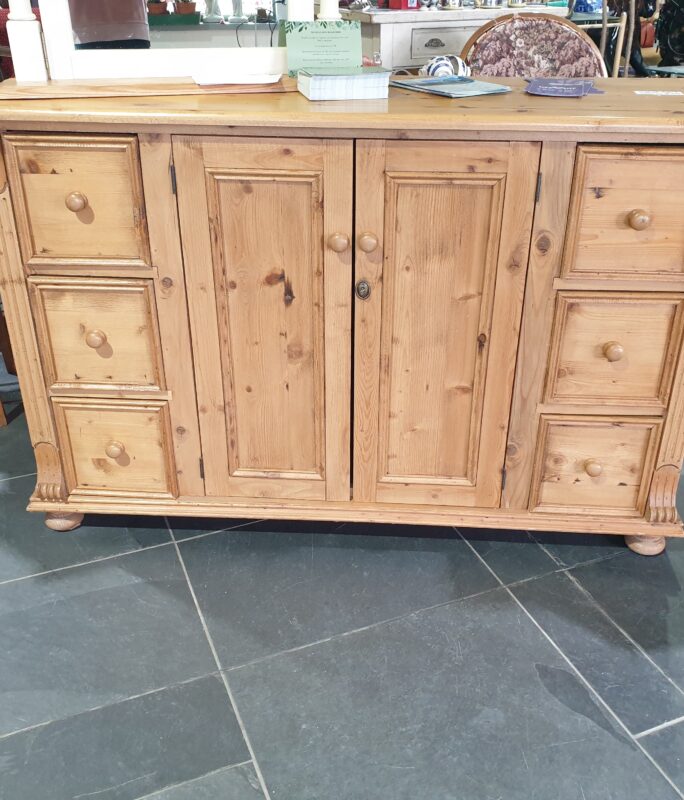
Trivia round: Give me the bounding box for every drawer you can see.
[29,277,164,391]
[545,292,684,407]
[530,416,661,516]
[53,398,177,497]
[2,134,150,269]
[563,146,684,281]
[411,27,472,60]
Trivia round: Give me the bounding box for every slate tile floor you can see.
[1,403,684,799]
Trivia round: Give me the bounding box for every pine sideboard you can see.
[0,78,682,556]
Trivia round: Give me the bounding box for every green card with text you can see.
[285,21,362,76]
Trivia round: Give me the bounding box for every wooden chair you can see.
[461,13,608,78]
[577,10,629,77]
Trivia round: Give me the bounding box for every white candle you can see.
[287,0,315,21]
[317,0,341,18]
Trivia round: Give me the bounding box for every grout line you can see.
[0,518,266,591]
[635,714,684,740]
[172,518,266,544]
[562,569,684,702]
[0,471,37,484]
[528,530,628,571]
[133,760,254,800]
[0,539,176,589]
[166,518,273,800]
[456,528,684,800]
[224,580,507,674]
[0,672,220,743]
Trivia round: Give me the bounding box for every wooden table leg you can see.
[0,399,6,428]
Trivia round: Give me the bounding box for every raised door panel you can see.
[563,146,684,281]
[2,134,150,270]
[354,141,540,506]
[173,136,352,501]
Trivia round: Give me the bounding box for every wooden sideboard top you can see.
[0,78,680,139]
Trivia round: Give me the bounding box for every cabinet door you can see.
[354,141,540,507]
[173,137,352,501]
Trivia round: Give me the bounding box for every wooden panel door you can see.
[173,137,352,501]
[354,141,540,507]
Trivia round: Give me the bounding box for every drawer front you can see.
[3,134,150,269]
[530,416,661,516]
[29,277,164,391]
[564,146,684,281]
[411,27,472,60]
[53,398,177,497]
[545,292,684,407]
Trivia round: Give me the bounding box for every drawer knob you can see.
[328,233,350,253]
[85,329,107,349]
[105,441,126,460]
[65,192,89,213]
[584,459,603,478]
[358,233,379,253]
[627,209,651,231]
[603,341,625,362]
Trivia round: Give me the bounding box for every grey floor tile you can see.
[0,475,171,583]
[570,538,684,689]
[230,589,678,800]
[180,528,498,669]
[511,571,684,734]
[0,545,216,735]
[141,763,264,799]
[461,528,558,584]
[0,404,36,481]
[640,721,684,792]
[168,517,260,541]
[531,531,627,569]
[0,675,249,800]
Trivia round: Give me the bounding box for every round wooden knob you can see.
[85,329,107,349]
[105,441,125,460]
[627,209,651,231]
[584,459,603,478]
[65,192,89,213]
[603,341,625,362]
[327,233,350,253]
[358,233,379,253]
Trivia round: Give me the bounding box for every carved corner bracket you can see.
[32,441,67,503]
[646,464,681,525]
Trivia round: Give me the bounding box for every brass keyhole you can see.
[356,280,371,300]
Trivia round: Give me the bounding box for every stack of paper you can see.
[297,67,391,101]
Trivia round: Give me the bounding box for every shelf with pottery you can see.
[0,80,682,560]
[341,3,568,68]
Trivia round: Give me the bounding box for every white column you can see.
[7,0,49,82]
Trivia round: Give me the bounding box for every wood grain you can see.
[28,276,164,391]
[2,134,150,270]
[504,141,576,509]
[544,292,684,408]
[52,397,178,498]
[563,146,684,281]
[354,140,539,507]
[139,134,205,497]
[174,135,352,502]
[529,415,661,516]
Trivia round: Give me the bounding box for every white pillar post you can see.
[7,0,49,82]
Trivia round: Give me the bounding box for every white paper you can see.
[193,72,282,86]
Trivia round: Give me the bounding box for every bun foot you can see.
[625,534,666,556]
[45,512,84,532]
